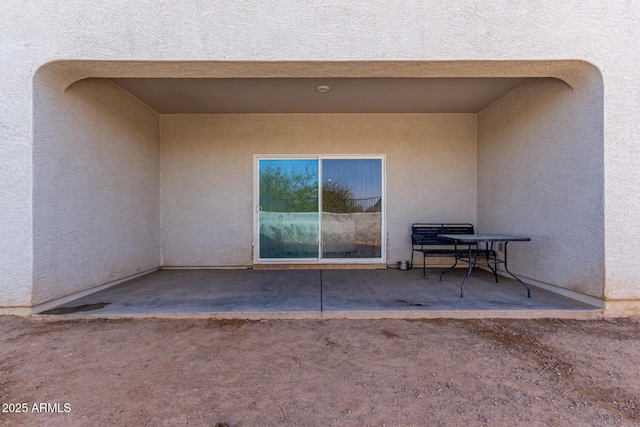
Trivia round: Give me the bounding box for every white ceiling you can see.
[110,77,528,114]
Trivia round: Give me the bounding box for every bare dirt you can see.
[2,316,640,426]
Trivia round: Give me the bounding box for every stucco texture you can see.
[33,77,160,305]
[160,114,476,267]
[1,0,639,310]
[478,78,604,298]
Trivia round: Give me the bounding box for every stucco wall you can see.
[477,78,604,298]
[33,77,160,305]
[1,0,639,310]
[160,114,477,266]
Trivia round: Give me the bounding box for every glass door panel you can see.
[321,159,382,259]
[259,159,319,258]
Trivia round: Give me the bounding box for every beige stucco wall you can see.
[160,114,477,267]
[1,0,639,312]
[32,77,161,306]
[478,78,604,299]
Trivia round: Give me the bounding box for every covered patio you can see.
[24,60,605,317]
[37,268,601,320]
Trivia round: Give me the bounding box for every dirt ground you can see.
[2,316,640,426]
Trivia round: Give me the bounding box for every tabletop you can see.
[437,234,531,243]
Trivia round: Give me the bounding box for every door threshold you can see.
[253,263,387,270]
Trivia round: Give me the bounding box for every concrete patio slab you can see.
[321,269,601,319]
[38,269,321,319]
[35,268,602,320]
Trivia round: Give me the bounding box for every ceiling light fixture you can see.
[316,85,330,93]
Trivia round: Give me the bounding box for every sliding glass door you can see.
[256,156,384,263]
[258,159,319,258]
[321,159,382,258]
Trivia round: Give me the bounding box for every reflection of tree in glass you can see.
[260,165,317,212]
[323,181,360,213]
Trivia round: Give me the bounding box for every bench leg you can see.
[423,253,426,277]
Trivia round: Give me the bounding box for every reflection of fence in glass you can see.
[325,196,381,213]
[260,197,318,212]
[259,212,319,258]
[261,196,381,213]
[322,211,382,258]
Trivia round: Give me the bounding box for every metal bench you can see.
[410,223,497,277]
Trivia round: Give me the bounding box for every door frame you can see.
[253,154,386,265]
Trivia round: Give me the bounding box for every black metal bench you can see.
[410,223,496,277]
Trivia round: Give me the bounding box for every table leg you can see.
[460,243,474,297]
[503,241,531,298]
[439,242,459,281]
[483,242,499,283]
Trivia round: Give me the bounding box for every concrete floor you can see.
[38,268,602,320]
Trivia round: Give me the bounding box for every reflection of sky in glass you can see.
[322,159,382,199]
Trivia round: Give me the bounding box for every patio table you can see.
[437,234,531,298]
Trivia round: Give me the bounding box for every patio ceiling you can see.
[110,77,528,114]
